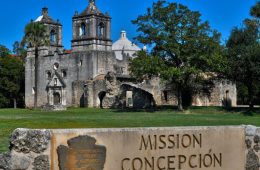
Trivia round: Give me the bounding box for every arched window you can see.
[62,70,67,78]
[79,60,83,67]
[54,78,58,86]
[80,23,86,36]
[46,71,52,79]
[98,22,105,38]
[50,30,56,44]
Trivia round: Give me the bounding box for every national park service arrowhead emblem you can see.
[57,135,106,170]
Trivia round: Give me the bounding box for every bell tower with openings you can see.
[36,7,63,48]
[72,0,112,51]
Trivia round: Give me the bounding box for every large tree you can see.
[0,46,24,108]
[226,18,260,109]
[130,1,225,110]
[0,45,10,57]
[21,22,49,108]
[250,1,260,18]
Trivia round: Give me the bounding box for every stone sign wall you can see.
[245,125,260,170]
[0,126,258,170]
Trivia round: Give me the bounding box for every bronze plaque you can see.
[57,135,106,170]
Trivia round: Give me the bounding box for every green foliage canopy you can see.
[0,46,24,108]
[226,18,260,109]
[250,1,260,18]
[21,22,50,48]
[130,0,225,110]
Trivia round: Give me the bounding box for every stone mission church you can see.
[25,0,237,109]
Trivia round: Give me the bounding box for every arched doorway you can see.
[98,91,106,108]
[53,92,61,105]
[121,84,156,109]
[224,90,231,107]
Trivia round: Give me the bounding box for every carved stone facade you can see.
[25,0,237,109]
[25,1,116,108]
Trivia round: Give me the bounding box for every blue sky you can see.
[0,0,257,50]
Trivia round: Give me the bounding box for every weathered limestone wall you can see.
[0,126,258,170]
[192,80,237,107]
[71,81,87,107]
[25,49,116,108]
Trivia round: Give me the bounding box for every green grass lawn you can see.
[0,106,260,152]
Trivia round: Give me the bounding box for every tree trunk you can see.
[34,47,38,109]
[13,98,17,109]
[177,86,183,111]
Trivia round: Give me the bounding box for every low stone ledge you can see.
[0,126,258,170]
[41,104,67,111]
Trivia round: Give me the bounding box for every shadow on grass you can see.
[112,105,180,113]
[200,106,260,116]
[112,105,260,116]
[112,108,156,113]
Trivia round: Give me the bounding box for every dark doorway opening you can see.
[163,91,168,102]
[224,90,231,108]
[53,92,61,105]
[98,91,106,108]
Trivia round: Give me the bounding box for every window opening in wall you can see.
[53,63,59,70]
[114,65,124,75]
[128,98,133,107]
[98,22,105,38]
[126,91,133,108]
[50,30,56,44]
[47,71,52,79]
[54,78,58,86]
[79,60,83,67]
[80,23,86,36]
[32,87,35,94]
[163,91,168,102]
[62,70,67,78]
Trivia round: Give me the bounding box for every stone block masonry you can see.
[0,126,258,170]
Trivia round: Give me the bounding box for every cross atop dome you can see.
[42,7,48,16]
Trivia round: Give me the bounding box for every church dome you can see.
[113,31,140,51]
[112,31,141,60]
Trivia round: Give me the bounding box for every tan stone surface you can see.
[50,126,245,170]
